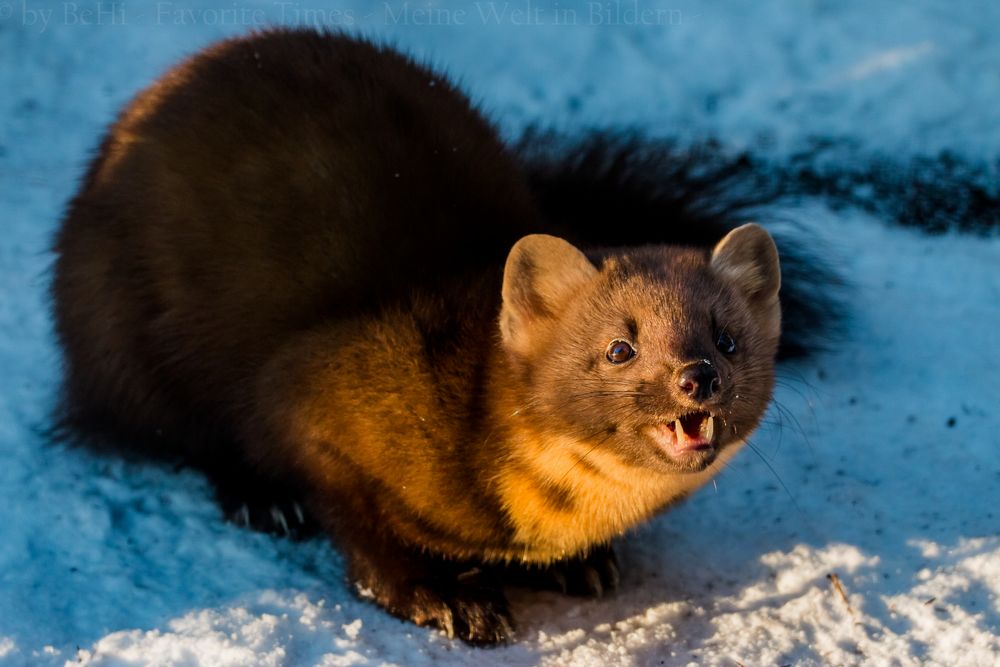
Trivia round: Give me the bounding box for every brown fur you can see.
[51,29,781,645]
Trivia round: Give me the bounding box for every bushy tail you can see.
[515,129,845,360]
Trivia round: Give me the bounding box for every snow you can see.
[2,1,999,665]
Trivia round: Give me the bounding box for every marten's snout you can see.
[676,361,721,403]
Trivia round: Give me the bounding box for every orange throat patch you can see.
[495,422,743,563]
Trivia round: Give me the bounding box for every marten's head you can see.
[500,224,781,474]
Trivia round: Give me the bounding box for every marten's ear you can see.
[711,223,781,336]
[711,224,781,303]
[501,234,597,356]
[711,224,781,337]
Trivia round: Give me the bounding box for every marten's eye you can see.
[716,331,737,355]
[606,340,636,364]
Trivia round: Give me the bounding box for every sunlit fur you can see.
[52,28,782,645]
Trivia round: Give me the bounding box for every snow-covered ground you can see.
[2,1,999,665]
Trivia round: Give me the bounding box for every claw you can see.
[604,557,620,592]
[551,569,568,594]
[584,566,604,598]
[269,506,290,536]
[440,608,455,639]
[292,502,305,524]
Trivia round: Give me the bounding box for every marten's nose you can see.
[677,361,721,402]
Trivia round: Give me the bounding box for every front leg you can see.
[343,531,515,646]
[248,324,514,644]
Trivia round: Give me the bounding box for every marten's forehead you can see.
[601,249,729,314]
[603,246,707,280]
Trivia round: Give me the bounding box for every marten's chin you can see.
[643,412,720,472]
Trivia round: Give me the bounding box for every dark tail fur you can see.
[515,129,845,360]
[780,140,1000,234]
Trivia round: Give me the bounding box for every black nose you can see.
[677,361,721,402]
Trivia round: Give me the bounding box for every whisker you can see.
[770,398,814,455]
[744,438,801,514]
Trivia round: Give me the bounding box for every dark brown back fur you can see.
[53,29,537,463]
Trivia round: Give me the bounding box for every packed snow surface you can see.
[1,1,998,665]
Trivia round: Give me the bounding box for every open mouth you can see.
[646,412,717,462]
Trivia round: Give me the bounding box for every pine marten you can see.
[52,29,815,645]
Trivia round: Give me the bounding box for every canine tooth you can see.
[674,418,684,441]
[704,416,715,442]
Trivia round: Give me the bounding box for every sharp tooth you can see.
[674,418,685,442]
[704,416,715,442]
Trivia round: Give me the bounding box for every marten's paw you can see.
[552,547,620,598]
[208,463,318,539]
[509,546,620,598]
[345,538,515,644]
[356,572,514,646]
[225,498,316,538]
